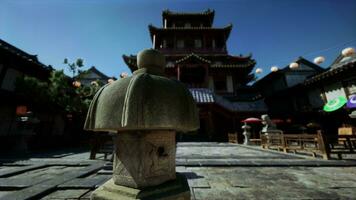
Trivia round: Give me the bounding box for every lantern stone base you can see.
[90,173,190,200]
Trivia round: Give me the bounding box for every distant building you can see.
[0,39,55,150]
[254,57,325,117]
[305,54,356,103]
[78,66,116,86]
[123,10,265,141]
[304,53,356,136]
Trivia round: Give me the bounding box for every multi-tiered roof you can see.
[123,9,256,86]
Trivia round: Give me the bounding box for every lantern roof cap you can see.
[84,49,199,132]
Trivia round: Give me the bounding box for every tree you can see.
[64,58,84,78]
[16,58,102,115]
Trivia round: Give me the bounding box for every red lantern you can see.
[16,105,27,116]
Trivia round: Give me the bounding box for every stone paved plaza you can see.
[1,143,356,199]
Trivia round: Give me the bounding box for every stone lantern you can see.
[84,49,199,200]
[242,123,251,145]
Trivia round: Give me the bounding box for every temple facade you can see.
[123,10,263,141]
[124,9,255,93]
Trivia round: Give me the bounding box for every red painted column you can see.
[177,65,180,81]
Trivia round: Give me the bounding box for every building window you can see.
[194,39,202,48]
[214,76,227,91]
[162,39,167,48]
[176,21,184,27]
[177,39,184,49]
[166,38,174,48]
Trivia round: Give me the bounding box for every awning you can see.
[323,96,347,112]
[346,94,356,109]
[189,88,215,103]
[241,118,261,123]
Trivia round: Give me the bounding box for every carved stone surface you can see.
[84,49,199,199]
[261,114,277,133]
[84,49,199,133]
[242,124,251,145]
[113,131,176,188]
[91,173,190,200]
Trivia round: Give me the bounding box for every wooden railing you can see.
[328,135,356,159]
[260,130,284,151]
[282,132,329,160]
[228,133,238,143]
[260,131,330,160]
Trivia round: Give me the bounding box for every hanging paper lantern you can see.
[120,72,128,78]
[255,68,263,74]
[108,79,115,84]
[313,56,325,64]
[289,62,299,69]
[342,47,355,57]
[16,105,27,116]
[72,81,81,88]
[270,66,279,72]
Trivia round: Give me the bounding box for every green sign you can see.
[323,96,347,112]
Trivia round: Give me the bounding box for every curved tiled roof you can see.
[305,57,356,85]
[148,24,233,42]
[0,39,50,70]
[175,53,211,64]
[189,88,215,103]
[211,61,256,68]
[123,53,256,72]
[189,88,267,112]
[122,54,137,72]
[162,9,215,16]
[149,24,232,31]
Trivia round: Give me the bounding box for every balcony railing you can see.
[158,48,227,55]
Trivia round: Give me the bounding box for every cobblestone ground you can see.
[0,143,356,199]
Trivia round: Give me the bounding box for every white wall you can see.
[324,82,347,101]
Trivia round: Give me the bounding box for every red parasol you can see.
[271,119,284,124]
[241,118,262,123]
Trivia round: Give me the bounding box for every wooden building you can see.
[123,10,265,141]
[254,57,325,117]
[78,66,115,86]
[304,53,356,137]
[0,39,88,151]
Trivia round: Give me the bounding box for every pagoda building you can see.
[123,9,261,141]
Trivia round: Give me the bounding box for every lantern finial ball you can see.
[137,49,166,71]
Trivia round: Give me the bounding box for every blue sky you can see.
[1,0,356,79]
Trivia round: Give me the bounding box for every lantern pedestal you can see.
[91,173,190,200]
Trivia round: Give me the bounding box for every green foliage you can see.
[15,76,49,106]
[64,58,84,77]
[16,60,102,116]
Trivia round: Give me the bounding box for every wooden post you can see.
[317,130,330,160]
[152,34,156,49]
[177,65,180,81]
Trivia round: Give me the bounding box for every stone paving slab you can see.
[58,175,111,189]
[1,143,356,199]
[178,166,356,200]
